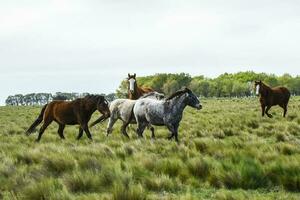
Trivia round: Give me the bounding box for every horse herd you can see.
[25,74,291,142]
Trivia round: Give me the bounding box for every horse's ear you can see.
[259,80,262,83]
[128,73,131,78]
[182,86,189,91]
[133,73,136,78]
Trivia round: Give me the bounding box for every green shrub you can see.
[43,154,76,175]
[144,174,174,192]
[187,157,210,179]
[112,183,146,200]
[64,170,101,193]
[193,139,208,153]
[78,157,102,172]
[154,158,183,177]
[21,178,71,200]
[276,133,288,142]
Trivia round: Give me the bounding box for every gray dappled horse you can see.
[133,88,202,142]
[90,92,164,138]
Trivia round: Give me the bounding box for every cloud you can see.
[0,1,300,104]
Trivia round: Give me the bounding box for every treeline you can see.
[6,72,300,105]
[5,92,116,106]
[116,72,300,97]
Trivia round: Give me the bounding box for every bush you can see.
[112,183,146,200]
[22,178,71,200]
[43,154,76,175]
[64,171,101,193]
[144,174,174,192]
[154,158,183,177]
[187,157,211,179]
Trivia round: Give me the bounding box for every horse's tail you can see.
[25,104,48,135]
[89,115,106,128]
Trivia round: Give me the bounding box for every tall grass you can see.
[0,97,300,199]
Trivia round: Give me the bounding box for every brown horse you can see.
[127,73,154,100]
[25,95,110,142]
[254,80,290,118]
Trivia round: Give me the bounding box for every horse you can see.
[127,73,154,100]
[90,92,165,138]
[254,80,291,118]
[25,95,110,142]
[133,87,202,142]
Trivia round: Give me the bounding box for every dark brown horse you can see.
[26,95,110,141]
[127,73,154,100]
[254,80,290,118]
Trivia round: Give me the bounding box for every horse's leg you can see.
[173,124,180,143]
[149,125,155,139]
[265,105,273,118]
[166,124,175,140]
[82,123,93,140]
[261,104,266,117]
[280,104,288,117]
[283,104,288,117]
[136,122,147,138]
[121,121,130,138]
[77,127,83,140]
[107,117,117,136]
[57,124,65,139]
[36,120,52,142]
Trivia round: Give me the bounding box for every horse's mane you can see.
[84,94,104,103]
[261,82,272,90]
[140,92,163,99]
[140,92,155,98]
[166,88,190,101]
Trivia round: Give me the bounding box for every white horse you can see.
[133,88,202,142]
[90,92,164,138]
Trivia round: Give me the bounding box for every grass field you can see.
[0,97,300,200]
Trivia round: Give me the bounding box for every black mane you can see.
[166,88,190,101]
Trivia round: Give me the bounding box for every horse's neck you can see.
[85,102,97,113]
[130,87,143,100]
[168,95,187,115]
[261,84,272,96]
[129,91,138,100]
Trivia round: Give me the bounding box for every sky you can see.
[1,0,300,105]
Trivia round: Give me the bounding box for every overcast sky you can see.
[1,0,300,105]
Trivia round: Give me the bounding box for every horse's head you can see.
[96,96,110,118]
[184,88,202,110]
[254,80,262,96]
[127,73,137,94]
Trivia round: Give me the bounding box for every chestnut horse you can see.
[127,73,154,100]
[25,95,110,141]
[254,81,290,118]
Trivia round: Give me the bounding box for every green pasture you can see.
[0,97,300,200]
